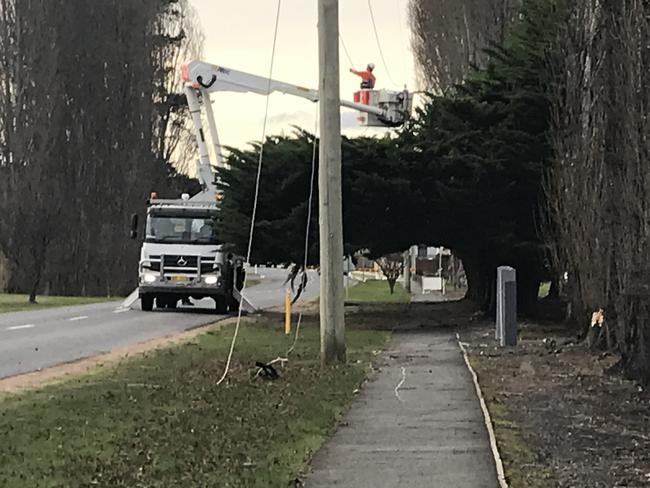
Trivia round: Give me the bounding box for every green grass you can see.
[485,401,554,487]
[0,319,389,487]
[537,282,551,298]
[346,279,411,303]
[0,293,118,313]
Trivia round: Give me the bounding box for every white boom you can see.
[183,86,221,202]
[181,60,412,128]
[179,59,412,202]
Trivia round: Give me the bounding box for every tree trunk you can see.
[28,270,41,304]
[548,278,559,299]
[516,265,541,316]
[459,250,483,303]
[388,278,396,294]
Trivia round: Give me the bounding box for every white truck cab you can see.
[135,196,243,313]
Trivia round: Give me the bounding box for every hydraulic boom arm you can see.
[181,60,411,127]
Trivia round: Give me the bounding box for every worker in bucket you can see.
[350,63,376,89]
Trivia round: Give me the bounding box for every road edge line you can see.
[456,332,509,488]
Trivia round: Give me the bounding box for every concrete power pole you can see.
[318,0,346,365]
[403,250,411,293]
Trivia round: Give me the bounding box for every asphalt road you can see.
[0,267,319,379]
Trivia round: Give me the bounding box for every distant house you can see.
[410,245,451,277]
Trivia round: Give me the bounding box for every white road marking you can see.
[394,366,406,401]
[68,315,88,321]
[6,324,35,331]
[112,308,130,314]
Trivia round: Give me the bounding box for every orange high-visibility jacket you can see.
[350,69,376,88]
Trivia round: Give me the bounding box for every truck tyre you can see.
[214,295,228,314]
[156,296,176,309]
[235,266,245,291]
[141,294,154,311]
[228,294,240,312]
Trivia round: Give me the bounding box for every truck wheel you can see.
[141,294,154,311]
[156,296,177,309]
[228,295,240,312]
[214,295,228,314]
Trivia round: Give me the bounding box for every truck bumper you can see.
[138,284,228,298]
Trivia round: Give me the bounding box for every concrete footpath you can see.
[304,331,499,487]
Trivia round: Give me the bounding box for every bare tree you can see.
[544,0,650,381]
[151,0,204,175]
[0,0,65,301]
[376,253,405,294]
[0,0,204,300]
[409,0,521,92]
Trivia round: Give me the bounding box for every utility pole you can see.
[318,0,346,365]
[403,250,411,293]
[438,247,443,276]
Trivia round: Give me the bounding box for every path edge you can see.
[456,332,509,488]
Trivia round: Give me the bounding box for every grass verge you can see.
[0,317,389,487]
[346,279,410,304]
[483,397,554,487]
[0,293,117,313]
[537,281,551,298]
[467,347,557,487]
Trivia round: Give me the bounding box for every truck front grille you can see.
[145,255,217,275]
[163,255,198,268]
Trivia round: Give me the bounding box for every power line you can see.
[287,109,319,356]
[367,0,399,87]
[338,33,355,68]
[216,0,282,386]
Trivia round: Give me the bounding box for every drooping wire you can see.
[367,0,400,87]
[287,109,319,356]
[216,0,282,386]
[338,33,355,68]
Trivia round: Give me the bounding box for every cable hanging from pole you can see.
[338,32,355,68]
[367,0,399,87]
[216,0,282,386]
[287,108,319,356]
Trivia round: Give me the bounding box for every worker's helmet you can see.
[367,63,375,71]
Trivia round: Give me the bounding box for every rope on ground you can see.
[456,333,509,488]
[367,0,400,87]
[394,366,406,401]
[216,0,282,386]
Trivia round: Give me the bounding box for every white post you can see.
[496,266,517,346]
[345,257,350,299]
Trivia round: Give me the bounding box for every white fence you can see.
[421,276,444,293]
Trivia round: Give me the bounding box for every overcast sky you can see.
[187,0,416,151]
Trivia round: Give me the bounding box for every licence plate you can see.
[172,275,189,282]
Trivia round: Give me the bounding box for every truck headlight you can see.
[142,273,157,283]
[204,275,218,285]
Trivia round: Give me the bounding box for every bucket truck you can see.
[129,60,412,313]
[129,80,246,313]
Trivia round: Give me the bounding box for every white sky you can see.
[188,0,416,151]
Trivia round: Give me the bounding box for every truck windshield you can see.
[145,215,220,244]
